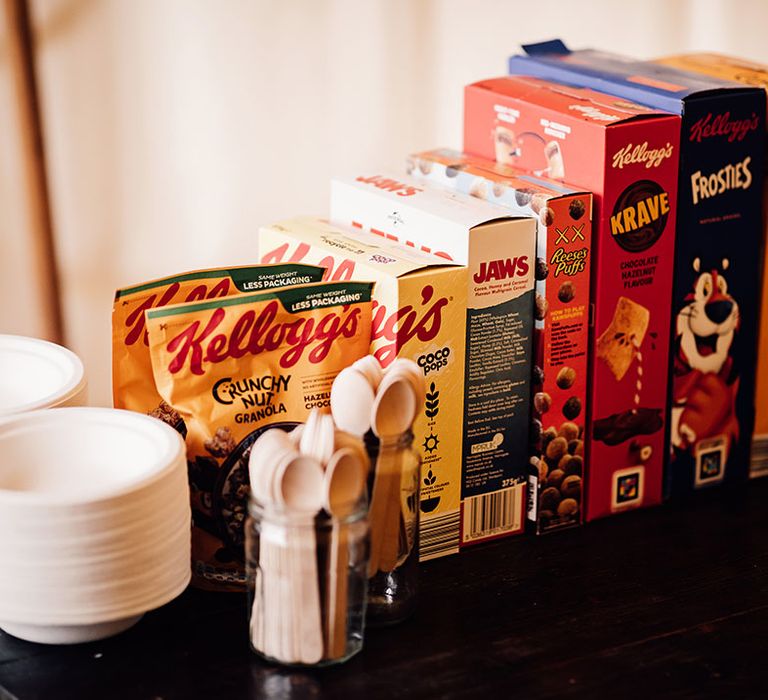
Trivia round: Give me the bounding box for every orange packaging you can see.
[655,52,768,478]
[145,281,373,590]
[259,217,468,560]
[112,264,325,423]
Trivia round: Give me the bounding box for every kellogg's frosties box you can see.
[259,217,468,559]
[329,175,537,550]
[508,42,767,497]
[654,52,768,480]
[464,74,681,520]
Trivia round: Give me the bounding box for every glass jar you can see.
[364,431,420,626]
[245,498,368,667]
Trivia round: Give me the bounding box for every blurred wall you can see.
[2,0,768,405]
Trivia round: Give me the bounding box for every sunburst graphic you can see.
[423,433,439,453]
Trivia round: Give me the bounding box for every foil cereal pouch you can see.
[145,281,373,590]
[112,264,325,424]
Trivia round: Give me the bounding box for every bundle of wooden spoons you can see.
[330,356,425,577]
[247,410,368,665]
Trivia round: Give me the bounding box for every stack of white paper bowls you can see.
[0,335,88,415]
[0,407,191,644]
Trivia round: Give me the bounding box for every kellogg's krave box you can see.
[330,175,536,549]
[259,216,468,560]
[508,42,767,496]
[464,75,681,520]
[407,148,593,534]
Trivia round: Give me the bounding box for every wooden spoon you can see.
[323,447,366,659]
[272,453,325,664]
[331,367,376,436]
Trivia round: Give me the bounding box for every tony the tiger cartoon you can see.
[671,256,740,486]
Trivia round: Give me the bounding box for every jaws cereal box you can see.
[655,52,768,479]
[508,42,767,496]
[464,75,680,520]
[408,148,593,534]
[259,216,468,560]
[330,174,536,549]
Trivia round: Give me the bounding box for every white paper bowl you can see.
[0,335,87,415]
[0,407,185,507]
[0,407,191,643]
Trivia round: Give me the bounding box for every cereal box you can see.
[259,217,468,560]
[464,75,680,520]
[408,148,593,534]
[654,52,768,479]
[146,280,373,590]
[508,41,767,496]
[330,174,536,548]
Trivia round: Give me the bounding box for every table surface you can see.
[2,480,767,700]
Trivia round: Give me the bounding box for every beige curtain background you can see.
[2,0,767,406]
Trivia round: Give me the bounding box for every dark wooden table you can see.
[2,479,767,700]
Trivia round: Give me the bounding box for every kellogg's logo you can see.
[355,175,423,197]
[689,112,760,143]
[612,142,674,170]
[125,279,231,347]
[164,301,362,375]
[473,257,530,284]
[610,179,671,253]
[372,285,448,367]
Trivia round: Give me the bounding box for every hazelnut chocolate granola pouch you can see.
[146,281,373,591]
[112,263,326,428]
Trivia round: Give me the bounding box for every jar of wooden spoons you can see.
[245,415,370,666]
[364,430,420,626]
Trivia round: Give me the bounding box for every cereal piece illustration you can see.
[558,281,575,303]
[535,293,549,320]
[569,198,586,220]
[534,391,552,414]
[556,367,576,390]
[539,207,555,227]
[563,396,582,420]
[596,296,650,381]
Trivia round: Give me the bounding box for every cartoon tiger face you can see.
[676,257,739,375]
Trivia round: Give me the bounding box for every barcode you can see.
[751,435,768,478]
[419,510,460,561]
[462,485,523,543]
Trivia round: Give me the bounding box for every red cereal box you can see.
[464,76,681,521]
[407,148,593,533]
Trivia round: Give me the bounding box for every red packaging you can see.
[407,148,593,533]
[464,76,681,520]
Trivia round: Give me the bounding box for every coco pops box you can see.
[654,52,768,479]
[508,42,767,498]
[407,148,593,534]
[330,175,537,549]
[259,216,468,560]
[464,75,681,521]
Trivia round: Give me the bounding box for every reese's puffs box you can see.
[464,75,680,520]
[654,52,768,479]
[112,264,325,423]
[146,281,373,590]
[259,217,468,560]
[407,148,593,534]
[507,42,767,497]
